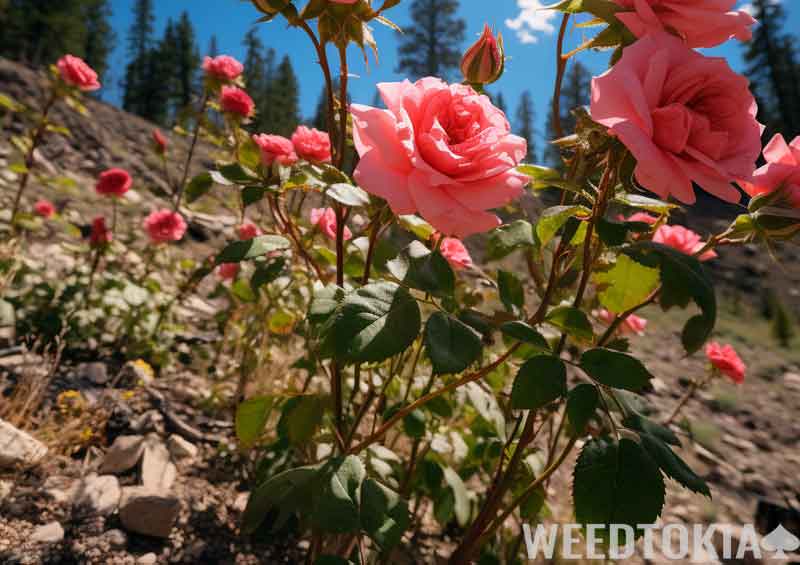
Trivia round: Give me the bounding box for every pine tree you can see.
[172,12,199,113]
[515,90,536,163]
[122,0,155,116]
[83,0,115,87]
[545,61,591,166]
[743,0,800,138]
[494,92,507,116]
[396,0,465,80]
[243,28,268,128]
[207,35,219,57]
[262,55,300,136]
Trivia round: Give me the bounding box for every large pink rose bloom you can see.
[291,126,332,163]
[612,0,755,48]
[705,341,745,384]
[144,209,187,244]
[351,78,528,237]
[653,224,717,261]
[591,33,761,205]
[203,55,244,81]
[57,55,101,91]
[741,134,800,208]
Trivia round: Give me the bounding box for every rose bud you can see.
[461,24,505,86]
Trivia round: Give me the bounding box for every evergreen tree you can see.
[743,0,800,138]
[262,55,300,136]
[122,0,155,116]
[83,0,115,87]
[208,35,219,57]
[515,90,536,163]
[172,12,199,113]
[243,28,268,128]
[396,0,465,80]
[545,61,591,166]
[494,92,507,116]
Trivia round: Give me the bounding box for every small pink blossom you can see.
[310,207,352,241]
[611,0,755,49]
[705,341,745,384]
[653,224,717,261]
[220,86,255,118]
[143,209,187,244]
[252,134,298,166]
[95,168,132,198]
[741,134,800,208]
[291,126,332,163]
[434,234,473,270]
[351,78,528,237]
[621,212,659,225]
[34,199,55,219]
[596,308,648,336]
[238,222,262,240]
[57,55,100,91]
[202,55,244,81]
[153,129,168,154]
[217,262,240,281]
[89,216,112,246]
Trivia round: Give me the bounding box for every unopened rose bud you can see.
[252,0,290,14]
[461,24,504,86]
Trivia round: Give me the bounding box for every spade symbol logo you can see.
[761,524,800,559]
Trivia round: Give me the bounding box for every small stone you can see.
[783,372,800,391]
[73,473,121,516]
[119,486,180,538]
[79,362,110,385]
[137,552,157,564]
[0,479,13,502]
[102,528,128,550]
[31,521,64,543]
[167,434,197,461]
[44,475,78,504]
[232,491,249,513]
[142,435,176,491]
[0,418,48,468]
[130,410,164,434]
[99,435,144,474]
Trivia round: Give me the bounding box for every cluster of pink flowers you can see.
[252,126,331,167]
[57,55,101,92]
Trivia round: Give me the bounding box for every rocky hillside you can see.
[2,57,800,564]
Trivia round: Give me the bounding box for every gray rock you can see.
[167,434,197,461]
[79,362,109,385]
[43,475,78,504]
[119,486,180,538]
[102,528,128,549]
[141,435,176,491]
[99,435,144,474]
[137,553,157,564]
[73,473,121,516]
[0,479,13,502]
[31,521,64,543]
[0,418,47,468]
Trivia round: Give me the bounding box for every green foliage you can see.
[387,242,455,297]
[511,355,567,410]
[215,235,291,264]
[545,306,594,342]
[593,254,659,314]
[486,220,536,260]
[236,396,273,448]
[396,0,466,80]
[580,348,652,391]
[424,312,483,375]
[500,321,550,352]
[566,384,599,435]
[498,270,524,315]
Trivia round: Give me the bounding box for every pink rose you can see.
[311,207,352,241]
[96,168,132,197]
[202,55,244,81]
[217,262,240,281]
[57,55,101,91]
[590,33,761,205]
[89,216,112,246]
[705,341,745,384]
[238,222,262,240]
[351,78,528,237]
[143,209,187,244]
[620,212,658,225]
[653,224,717,261]
[612,0,755,48]
[291,126,332,163]
[34,199,55,219]
[741,134,800,208]
[596,308,648,336]
[153,129,168,154]
[220,86,255,118]
[252,134,298,166]
[434,234,473,270]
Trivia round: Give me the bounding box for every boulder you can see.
[141,435,176,491]
[167,434,198,461]
[0,418,47,468]
[119,486,179,538]
[31,522,64,544]
[73,473,121,516]
[99,435,144,474]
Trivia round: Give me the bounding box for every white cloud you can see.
[505,0,558,45]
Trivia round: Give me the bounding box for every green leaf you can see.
[442,467,470,526]
[327,281,421,363]
[424,312,483,375]
[398,214,435,240]
[498,270,524,315]
[487,220,536,260]
[519,164,584,194]
[465,382,506,441]
[545,306,594,342]
[251,258,287,290]
[184,172,214,204]
[580,348,652,391]
[403,409,426,438]
[230,279,256,302]
[639,434,711,498]
[536,205,591,246]
[593,254,660,314]
[217,162,258,184]
[615,193,677,214]
[360,479,410,549]
[242,186,268,207]
[326,183,370,207]
[309,284,346,324]
[216,235,291,264]
[0,93,24,112]
[278,396,325,445]
[500,321,550,352]
[235,396,273,449]
[312,455,366,534]
[596,217,630,247]
[387,241,455,297]
[242,465,318,533]
[566,384,599,436]
[622,413,680,446]
[573,437,665,538]
[511,355,567,410]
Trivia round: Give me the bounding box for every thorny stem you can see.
[11,89,58,231]
[664,374,712,426]
[299,21,338,164]
[174,91,209,212]
[551,14,571,141]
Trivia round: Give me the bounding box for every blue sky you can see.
[103,0,798,152]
